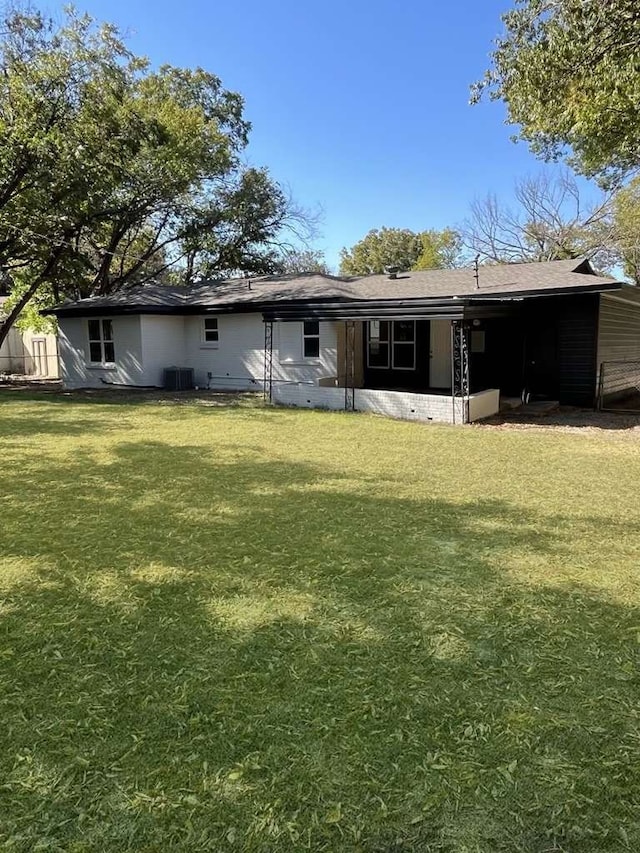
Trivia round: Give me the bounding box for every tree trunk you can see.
[0,242,67,350]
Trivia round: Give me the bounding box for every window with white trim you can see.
[88,319,115,364]
[202,317,219,344]
[303,320,320,358]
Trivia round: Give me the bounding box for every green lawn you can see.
[1,393,640,852]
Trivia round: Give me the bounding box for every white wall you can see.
[59,313,340,391]
[183,314,339,391]
[272,384,500,424]
[468,389,500,422]
[59,316,144,389]
[140,315,186,387]
[276,320,338,384]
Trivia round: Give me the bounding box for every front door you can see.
[429,320,451,388]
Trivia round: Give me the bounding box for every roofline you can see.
[48,279,622,319]
[465,280,620,300]
[46,297,351,318]
[263,281,621,320]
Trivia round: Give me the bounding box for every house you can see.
[0,295,59,379]
[48,258,640,423]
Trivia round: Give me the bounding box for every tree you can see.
[276,248,329,275]
[414,229,463,271]
[179,173,317,283]
[612,177,640,285]
[0,7,311,347]
[473,0,640,186]
[0,8,143,346]
[461,171,615,267]
[339,227,462,275]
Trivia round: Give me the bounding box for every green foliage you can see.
[1,275,56,333]
[1,394,640,849]
[613,177,640,284]
[0,7,308,342]
[339,227,462,275]
[180,168,298,283]
[474,0,640,185]
[414,228,463,270]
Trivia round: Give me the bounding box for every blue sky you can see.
[46,0,598,269]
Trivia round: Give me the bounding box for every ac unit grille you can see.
[163,367,194,391]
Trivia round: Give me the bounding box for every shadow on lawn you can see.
[0,387,263,409]
[1,439,639,852]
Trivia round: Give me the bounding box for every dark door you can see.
[468,318,524,396]
[524,322,559,400]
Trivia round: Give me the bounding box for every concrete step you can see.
[500,397,523,412]
[518,400,560,416]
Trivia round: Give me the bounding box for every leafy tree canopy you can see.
[612,177,640,285]
[339,227,462,276]
[0,6,311,346]
[473,0,640,186]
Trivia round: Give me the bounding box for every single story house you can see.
[49,258,640,423]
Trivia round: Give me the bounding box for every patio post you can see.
[451,319,470,424]
[344,320,356,411]
[263,320,274,402]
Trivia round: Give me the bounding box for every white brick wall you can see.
[272,384,500,424]
[140,316,186,387]
[59,313,340,391]
[58,316,145,389]
[183,314,339,391]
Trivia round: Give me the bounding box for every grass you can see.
[1,392,640,852]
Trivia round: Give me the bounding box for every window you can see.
[202,317,219,344]
[88,319,115,364]
[367,320,416,370]
[392,320,416,370]
[367,320,390,368]
[303,320,320,358]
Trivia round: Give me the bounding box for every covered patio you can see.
[262,300,507,424]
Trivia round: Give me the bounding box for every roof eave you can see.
[48,278,622,319]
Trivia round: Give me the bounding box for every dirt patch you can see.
[476,406,640,436]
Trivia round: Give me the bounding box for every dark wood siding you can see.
[484,295,599,406]
[556,294,599,406]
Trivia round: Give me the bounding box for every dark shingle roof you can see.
[50,259,622,317]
